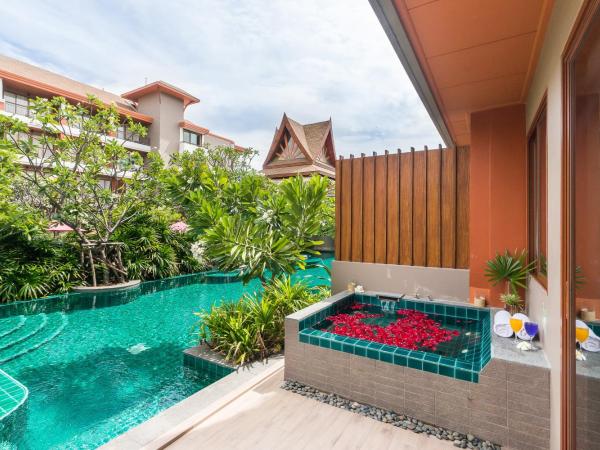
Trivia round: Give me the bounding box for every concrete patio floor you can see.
[166,368,453,450]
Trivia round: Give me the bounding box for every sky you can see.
[0,0,442,168]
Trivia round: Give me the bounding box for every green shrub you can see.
[196,276,330,365]
[115,209,203,281]
[0,213,83,302]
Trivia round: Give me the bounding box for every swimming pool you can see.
[0,256,331,449]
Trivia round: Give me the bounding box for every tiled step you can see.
[0,314,47,352]
[0,313,67,364]
[0,368,28,421]
[0,315,26,340]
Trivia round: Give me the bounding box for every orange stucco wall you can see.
[468,104,528,307]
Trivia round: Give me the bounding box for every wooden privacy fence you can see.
[335,146,469,268]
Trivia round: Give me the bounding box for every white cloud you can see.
[0,0,441,168]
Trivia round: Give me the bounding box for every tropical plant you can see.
[196,276,329,364]
[114,208,202,281]
[197,176,330,284]
[0,212,83,302]
[0,95,164,286]
[485,249,536,294]
[165,147,332,284]
[499,292,523,313]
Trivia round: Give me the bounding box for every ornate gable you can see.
[262,114,336,180]
[273,128,305,161]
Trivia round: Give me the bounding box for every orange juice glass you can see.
[510,318,523,343]
[576,327,590,344]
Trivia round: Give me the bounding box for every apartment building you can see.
[0,54,242,162]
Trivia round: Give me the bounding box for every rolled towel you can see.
[493,310,513,337]
[576,320,600,352]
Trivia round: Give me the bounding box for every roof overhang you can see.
[122,81,200,108]
[370,0,454,147]
[370,0,553,146]
[179,120,209,135]
[0,69,154,123]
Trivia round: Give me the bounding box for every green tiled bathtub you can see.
[298,293,491,383]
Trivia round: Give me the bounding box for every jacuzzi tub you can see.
[296,292,491,382]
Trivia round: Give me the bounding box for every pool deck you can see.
[165,367,453,450]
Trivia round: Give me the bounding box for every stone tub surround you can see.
[297,291,491,382]
[285,291,552,449]
[331,260,470,302]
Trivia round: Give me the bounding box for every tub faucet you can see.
[426,295,433,301]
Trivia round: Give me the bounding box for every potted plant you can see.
[499,292,523,314]
[485,249,535,311]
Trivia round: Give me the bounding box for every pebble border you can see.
[281,380,501,449]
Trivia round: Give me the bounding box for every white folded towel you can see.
[576,320,600,352]
[493,310,513,338]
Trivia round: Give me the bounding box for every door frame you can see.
[561,1,600,448]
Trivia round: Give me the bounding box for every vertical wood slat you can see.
[340,158,353,261]
[412,149,427,266]
[399,151,413,265]
[335,158,342,260]
[426,147,442,267]
[456,146,470,268]
[335,147,469,269]
[386,151,400,264]
[374,154,388,263]
[441,146,457,268]
[362,155,375,263]
[351,156,363,262]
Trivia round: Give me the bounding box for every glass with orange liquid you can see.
[510,318,523,343]
[576,326,590,353]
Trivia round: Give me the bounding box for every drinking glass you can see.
[524,322,539,350]
[510,318,523,344]
[576,326,590,354]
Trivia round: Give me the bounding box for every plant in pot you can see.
[499,292,523,314]
[485,249,536,314]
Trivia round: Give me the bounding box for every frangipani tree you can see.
[166,149,331,284]
[0,95,163,286]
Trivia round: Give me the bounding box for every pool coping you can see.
[101,356,284,450]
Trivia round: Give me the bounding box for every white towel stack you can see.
[493,310,513,337]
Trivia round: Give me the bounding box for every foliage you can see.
[0,211,83,302]
[165,146,333,284]
[113,208,203,281]
[200,176,329,283]
[0,95,164,285]
[499,292,523,312]
[196,277,329,364]
[0,101,335,301]
[318,192,335,237]
[484,249,536,294]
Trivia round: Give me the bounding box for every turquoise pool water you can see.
[0,256,331,449]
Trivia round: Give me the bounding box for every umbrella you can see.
[47,223,74,237]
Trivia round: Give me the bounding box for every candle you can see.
[474,296,486,308]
